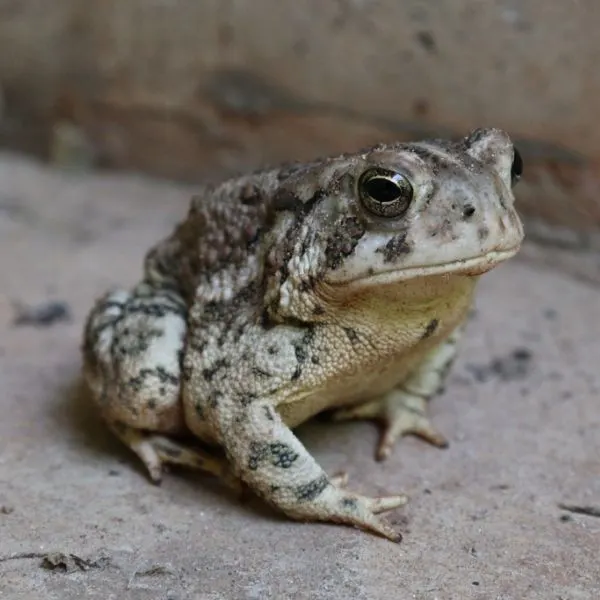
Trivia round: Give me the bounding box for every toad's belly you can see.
[278,345,429,429]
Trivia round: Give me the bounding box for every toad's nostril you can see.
[463,204,476,218]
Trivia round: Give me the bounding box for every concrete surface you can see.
[0,153,599,599]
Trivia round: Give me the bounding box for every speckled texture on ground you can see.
[0,153,598,600]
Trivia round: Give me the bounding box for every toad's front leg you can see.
[207,397,407,542]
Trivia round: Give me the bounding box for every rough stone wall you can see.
[0,0,598,233]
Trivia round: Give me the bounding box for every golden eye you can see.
[358,168,413,218]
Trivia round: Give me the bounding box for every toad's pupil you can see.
[365,177,402,203]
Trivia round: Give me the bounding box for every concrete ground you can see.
[0,152,598,600]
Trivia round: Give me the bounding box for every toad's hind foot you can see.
[331,392,448,462]
[108,421,241,492]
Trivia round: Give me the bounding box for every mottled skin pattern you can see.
[82,128,524,542]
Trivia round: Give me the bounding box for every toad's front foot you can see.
[211,398,408,542]
[332,392,448,461]
[284,475,408,542]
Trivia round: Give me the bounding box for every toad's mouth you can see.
[328,246,521,289]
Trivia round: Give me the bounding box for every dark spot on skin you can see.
[341,498,358,511]
[325,216,366,269]
[435,354,457,394]
[273,188,323,215]
[155,367,178,386]
[269,442,299,468]
[298,280,311,293]
[253,366,271,378]
[344,327,360,345]
[312,304,325,316]
[421,318,439,339]
[263,406,275,421]
[217,329,230,347]
[276,162,310,181]
[261,309,275,329]
[311,355,320,365]
[248,441,299,470]
[304,189,326,213]
[239,393,257,406]
[267,345,278,355]
[300,236,312,257]
[295,474,330,502]
[435,218,453,239]
[416,30,437,53]
[209,391,222,408]
[477,226,489,241]
[290,326,315,380]
[294,344,308,363]
[127,367,177,394]
[413,144,458,174]
[376,232,412,263]
[195,402,204,419]
[278,254,290,284]
[147,398,157,410]
[248,442,269,470]
[239,183,262,205]
[203,284,258,322]
[202,358,230,381]
[463,204,476,219]
[189,340,206,356]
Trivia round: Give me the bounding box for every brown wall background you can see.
[0,0,598,235]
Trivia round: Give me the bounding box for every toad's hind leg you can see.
[82,283,236,487]
[107,422,241,491]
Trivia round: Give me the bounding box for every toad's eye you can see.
[511,147,523,187]
[358,168,413,218]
